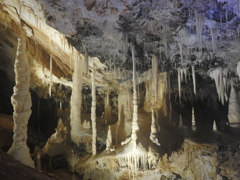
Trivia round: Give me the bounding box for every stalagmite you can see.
[106,126,113,151]
[60,101,62,109]
[70,52,83,145]
[213,121,217,131]
[7,33,35,168]
[228,85,240,123]
[192,107,196,129]
[191,64,196,95]
[131,44,139,149]
[150,109,160,146]
[82,120,91,129]
[91,62,97,155]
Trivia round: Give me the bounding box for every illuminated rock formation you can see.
[70,52,84,145]
[7,33,35,168]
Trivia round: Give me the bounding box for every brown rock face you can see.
[0,113,13,130]
[84,0,96,11]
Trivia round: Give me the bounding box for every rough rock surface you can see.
[0,149,57,180]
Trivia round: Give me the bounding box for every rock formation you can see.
[1,0,240,179]
[7,33,35,168]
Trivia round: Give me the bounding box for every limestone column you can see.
[91,62,97,155]
[131,44,139,149]
[8,33,35,168]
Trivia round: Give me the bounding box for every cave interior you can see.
[1,0,240,180]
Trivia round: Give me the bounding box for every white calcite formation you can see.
[192,107,196,127]
[91,62,97,155]
[82,120,91,129]
[191,64,196,95]
[178,67,181,105]
[70,52,84,145]
[152,54,158,101]
[106,126,113,152]
[130,44,139,149]
[150,109,160,146]
[49,45,53,97]
[195,9,204,52]
[228,85,240,123]
[213,120,217,131]
[144,72,169,117]
[7,33,35,168]
[209,67,229,105]
[84,46,89,75]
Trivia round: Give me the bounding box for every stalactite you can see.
[178,68,181,105]
[191,64,196,95]
[131,44,139,149]
[152,54,158,101]
[49,47,53,97]
[91,61,97,155]
[179,114,183,128]
[84,45,89,74]
[182,67,189,83]
[104,91,112,124]
[209,67,226,105]
[179,42,183,65]
[195,9,204,52]
[237,0,240,18]
[211,28,217,52]
[7,33,35,168]
[70,52,83,145]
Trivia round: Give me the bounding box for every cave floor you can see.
[1,122,240,180]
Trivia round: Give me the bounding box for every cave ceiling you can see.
[0,0,240,99]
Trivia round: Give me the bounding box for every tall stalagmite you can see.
[91,62,97,155]
[7,33,35,168]
[131,44,139,148]
[70,52,83,145]
[228,85,240,123]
